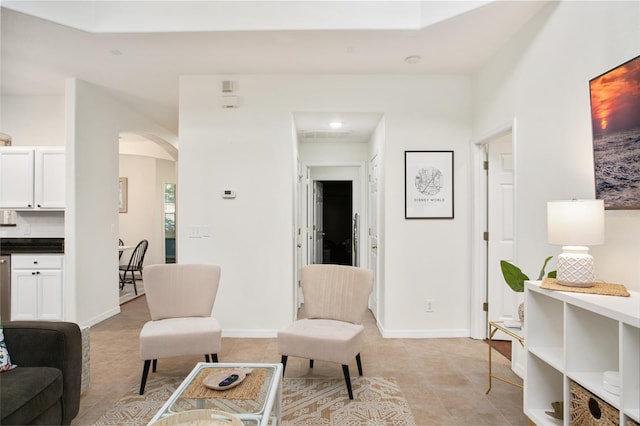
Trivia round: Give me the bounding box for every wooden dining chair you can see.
[119,239,148,295]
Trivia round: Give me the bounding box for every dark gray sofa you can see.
[0,321,82,425]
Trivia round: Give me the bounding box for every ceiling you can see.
[0,1,548,147]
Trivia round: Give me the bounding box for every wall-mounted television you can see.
[589,55,640,210]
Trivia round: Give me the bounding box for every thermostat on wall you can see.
[222,190,236,199]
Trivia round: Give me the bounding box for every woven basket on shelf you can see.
[570,381,619,426]
[627,417,640,426]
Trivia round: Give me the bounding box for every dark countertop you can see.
[0,238,64,255]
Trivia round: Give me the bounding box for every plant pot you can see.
[518,301,525,324]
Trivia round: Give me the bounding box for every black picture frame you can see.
[405,150,454,219]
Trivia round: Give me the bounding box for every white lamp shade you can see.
[547,199,605,246]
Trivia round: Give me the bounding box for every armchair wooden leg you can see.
[342,364,354,400]
[309,359,314,369]
[212,353,218,362]
[356,353,363,376]
[152,359,157,372]
[205,354,210,362]
[281,355,288,374]
[140,360,151,395]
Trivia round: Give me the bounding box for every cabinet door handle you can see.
[37,204,41,208]
[33,261,38,264]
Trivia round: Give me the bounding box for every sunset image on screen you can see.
[590,55,640,209]
[590,56,640,135]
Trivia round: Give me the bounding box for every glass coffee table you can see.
[148,362,283,426]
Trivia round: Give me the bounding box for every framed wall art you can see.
[119,177,128,213]
[589,54,640,209]
[405,150,454,219]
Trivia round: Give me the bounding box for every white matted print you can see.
[119,177,128,213]
[405,151,454,219]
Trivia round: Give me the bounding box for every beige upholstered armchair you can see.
[138,263,222,395]
[277,264,373,399]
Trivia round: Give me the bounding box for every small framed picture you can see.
[405,150,454,219]
[119,177,128,213]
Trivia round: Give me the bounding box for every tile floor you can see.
[73,296,527,425]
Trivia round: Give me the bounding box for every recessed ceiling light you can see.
[404,55,421,65]
[109,49,123,56]
[329,121,343,129]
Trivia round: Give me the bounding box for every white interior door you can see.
[369,155,379,318]
[487,134,516,335]
[313,181,324,264]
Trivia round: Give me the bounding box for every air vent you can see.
[301,130,352,139]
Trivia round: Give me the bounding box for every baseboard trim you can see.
[378,322,471,339]
[80,306,120,328]
[222,329,278,338]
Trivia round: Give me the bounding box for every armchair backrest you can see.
[301,264,373,324]
[143,263,221,320]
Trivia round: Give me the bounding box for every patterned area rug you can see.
[94,376,415,425]
[282,377,416,425]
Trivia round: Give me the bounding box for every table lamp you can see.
[547,199,605,287]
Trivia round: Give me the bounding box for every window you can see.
[164,183,176,263]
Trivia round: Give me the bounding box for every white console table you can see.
[524,280,640,426]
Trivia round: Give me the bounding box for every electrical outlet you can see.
[425,299,433,312]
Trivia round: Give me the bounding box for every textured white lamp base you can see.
[556,246,595,287]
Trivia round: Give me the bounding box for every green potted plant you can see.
[500,256,556,323]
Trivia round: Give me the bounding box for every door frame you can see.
[470,119,517,340]
[303,161,366,265]
[296,161,366,309]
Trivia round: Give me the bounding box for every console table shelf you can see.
[524,281,640,426]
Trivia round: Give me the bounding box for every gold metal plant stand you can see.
[486,321,525,394]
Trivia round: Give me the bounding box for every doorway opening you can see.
[306,165,362,269]
[317,181,353,265]
[471,123,516,340]
[471,121,524,378]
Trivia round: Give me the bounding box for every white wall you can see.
[66,79,177,326]
[0,96,65,146]
[473,1,640,290]
[179,74,471,336]
[118,154,176,267]
[299,141,369,163]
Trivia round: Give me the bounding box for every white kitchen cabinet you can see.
[0,147,65,210]
[11,254,63,321]
[0,148,34,209]
[524,280,640,426]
